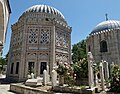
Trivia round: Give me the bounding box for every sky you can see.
[2,0,120,57]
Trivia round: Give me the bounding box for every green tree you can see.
[72,39,87,63]
[5,52,9,63]
[109,64,120,93]
[0,57,6,73]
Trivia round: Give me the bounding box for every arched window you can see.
[100,40,108,52]
[10,63,14,74]
[88,45,91,52]
[15,62,19,74]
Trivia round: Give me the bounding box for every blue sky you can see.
[2,0,120,57]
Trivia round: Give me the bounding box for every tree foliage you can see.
[5,52,9,63]
[72,39,87,63]
[109,64,120,93]
[72,58,88,79]
[72,39,88,79]
[0,57,6,66]
[0,57,6,72]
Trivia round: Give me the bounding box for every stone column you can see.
[50,25,55,76]
[68,29,72,64]
[87,52,94,88]
[20,24,27,81]
[99,61,105,91]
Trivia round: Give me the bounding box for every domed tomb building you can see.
[6,5,72,81]
[86,20,120,65]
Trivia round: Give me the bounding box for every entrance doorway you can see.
[28,62,34,74]
[40,62,47,74]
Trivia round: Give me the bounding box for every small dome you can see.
[91,20,120,34]
[24,5,65,19]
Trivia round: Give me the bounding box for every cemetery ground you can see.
[0,53,120,94]
[0,74,106,94]
[0,52,117,93]
[0,74,116,94]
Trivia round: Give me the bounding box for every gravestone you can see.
[25,77,42,87]
[43,70,48,85]
[99,61,105,91]
[59,75,64,86]
[103,61,110,87]
[27,74,31,79]
[47,65,49,74]
[103,61,109,80]
[87,52,94,88]
[51,69,57,87]
[0,74,2,77]
[47,65,50,82]
[110,62,114,77]
[31,73,35,79]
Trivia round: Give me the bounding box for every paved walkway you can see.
[0,84,15,94]
[0,74,15,94]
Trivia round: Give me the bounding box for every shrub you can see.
[109,64,120,93]
[73,58,88,80]
[56,62,76,86]
[56,62,69,75]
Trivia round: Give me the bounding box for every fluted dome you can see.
[24,5,65,19]
[91,20,120,34]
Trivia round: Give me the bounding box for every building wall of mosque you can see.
[6,11,72,82]
[86,29,120,65]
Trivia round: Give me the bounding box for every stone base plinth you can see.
[25,78,42,87]
[53,86,96,94]
[10,84,49,94]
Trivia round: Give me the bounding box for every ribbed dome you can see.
[91,20,120,34]
[24,5,65,19]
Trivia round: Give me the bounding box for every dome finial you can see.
[105,13,108,21]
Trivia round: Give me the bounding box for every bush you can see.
[56,62,68,75]
[109,64,120,93]
[56,62,76,86]
[73,58,88,80]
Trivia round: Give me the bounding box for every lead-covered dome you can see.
[91,20,120,34]
[24,5,65,19]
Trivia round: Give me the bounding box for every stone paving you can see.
[0,74,15,94]
[0,84,15,94]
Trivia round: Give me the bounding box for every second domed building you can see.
[87,20,120,65]
[6,5,72,81]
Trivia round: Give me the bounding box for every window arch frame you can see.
[100,40,108,52]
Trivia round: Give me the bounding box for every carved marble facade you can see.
[6,5,72,82]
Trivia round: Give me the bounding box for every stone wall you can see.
[86,29,120,65]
